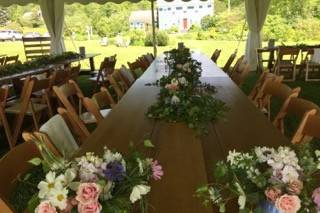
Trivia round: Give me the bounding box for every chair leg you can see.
[0,107,13,149]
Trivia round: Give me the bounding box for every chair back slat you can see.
[0,141,40,199]
[223,52,237,73]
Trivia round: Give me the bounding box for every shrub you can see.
[166,25,179,34]
[188,24,201,32]
[200,15,219,30]
[128,29,145,46]
[144,30,169,46]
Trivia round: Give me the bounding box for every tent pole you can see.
[151,0,157,57]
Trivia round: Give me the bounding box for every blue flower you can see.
[104,161,125,182]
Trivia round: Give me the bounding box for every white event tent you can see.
[0,0,271,69]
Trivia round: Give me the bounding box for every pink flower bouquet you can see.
[196,146,320,213]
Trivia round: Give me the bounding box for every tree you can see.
[0,7,8,26]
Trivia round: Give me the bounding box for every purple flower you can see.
[103,161,125,182]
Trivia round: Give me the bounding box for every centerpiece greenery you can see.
[146,47,228,134]
[196,145,320,213]
[11,136,163,213]
[0,52,80,78]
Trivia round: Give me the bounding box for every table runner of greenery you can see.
[146,47,228,134]
[0,52,80,78]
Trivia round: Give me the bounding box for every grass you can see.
[0,39,246,69]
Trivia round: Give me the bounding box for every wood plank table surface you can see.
[77,52,290,213]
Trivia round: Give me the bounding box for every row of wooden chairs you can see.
[249,71,320,144]
[258,46,320,82]
[0,55,19,66]
[0,52,160,212]
[0,65,81,148]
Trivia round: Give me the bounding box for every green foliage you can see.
[200,15,219,30]
[145,30,169,46]
[128,29,145,46]
[0,52,80,78]
[0,7,9,26]
[146,48,228,134]
[166,25,179,34]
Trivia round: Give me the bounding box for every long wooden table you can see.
[77,52,289,212]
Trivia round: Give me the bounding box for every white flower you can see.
[254,146,275,163]
[178,77,188,86]
[62,168,77,186]
[281,165,300,183]
[38,171,64,199]
[226,150,241,166]
[182,62,190,71]
[78,161,99,182]
[171,95,180,104]
[130,185,151,203]
[48,187,68,210]
[171,78,179,86]
[238,195,246,210]
[137,158,144,175]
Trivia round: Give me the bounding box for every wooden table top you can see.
[77,52,289,213]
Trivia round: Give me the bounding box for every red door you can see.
[183,18,188,30]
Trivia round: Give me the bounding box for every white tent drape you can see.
[40,0,66,54]
[244,0,270,70]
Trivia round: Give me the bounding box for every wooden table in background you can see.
[77,52,289,213]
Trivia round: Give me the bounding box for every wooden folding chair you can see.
[273,46,300,81]
[119,65,135,88]
[93,87,116,109]
[68,64,81,81]
[4,55,19,65]
[0,85,13,149]
[145,53,154,64]
[230,58,250,86]
[273,97,320,135]
[0,197,14,213]
[92,60,117,90]
[127,60,143,80]
[57,107,90,144]
[0,56,6,66]
[248,72,284,103]
[300,48,320,81]
[291,110,320,144]
[50,68,70,86]
[0,141,40,212]
[256,48,276,73]
[222,51,237,74]
[6,78,51,146]
[210,49,221,63]
[255,80,300,120]
[137,56,150,71]
[107,72,125,100]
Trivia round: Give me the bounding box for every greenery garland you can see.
[0,52,81,78]
[146,47,228,134]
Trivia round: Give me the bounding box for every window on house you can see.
[199,5,203,8]
[168,7,171,11]
[159,8,163,11]
[187,6,194,9]
[176,7,183,10]
[208,5,212,8]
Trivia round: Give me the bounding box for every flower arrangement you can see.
[146,47,228,134]
[196,146,320,213]
[23,139,163,213]
[0,52,80,78]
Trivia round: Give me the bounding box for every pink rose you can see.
[151,160,164,181]
[287,180,303,195]
[165,83,179,91]
[275,194,301,213]
[78,201,102,213]
[265,187,282,203]
[76,183,101,205]
[35,201,57,213]
[312,187,320,208]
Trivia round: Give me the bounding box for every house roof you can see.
[129,10,157,24]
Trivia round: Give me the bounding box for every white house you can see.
[129,10,157,31]
[157,0,214,31]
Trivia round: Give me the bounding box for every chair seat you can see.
[278,61,294,67]
[80,108,111,123]
[5,102,48,115]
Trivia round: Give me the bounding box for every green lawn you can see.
[0,39,246,69]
